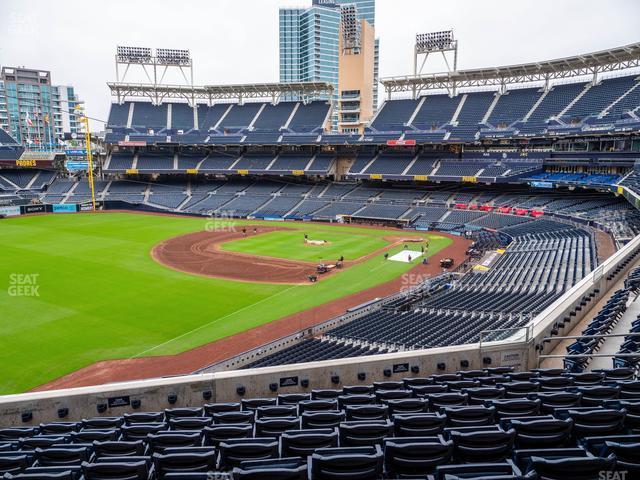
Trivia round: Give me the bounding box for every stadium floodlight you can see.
[116,46,152,63]
[341,4,361,53]
[156,48,192,66]
[114,46,194,100]
[416,30,456,54]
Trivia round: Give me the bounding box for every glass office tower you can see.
[279,0,378,128]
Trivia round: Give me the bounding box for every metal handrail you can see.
[540,332,640,341]
[538,353,640,359]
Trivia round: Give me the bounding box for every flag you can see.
[25,112,33,127]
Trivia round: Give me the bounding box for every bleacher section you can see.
[365,74,640,142]
[0,128,24,161]
[30,177,640,244]
[105,101,332,147]
[252,220,594,365]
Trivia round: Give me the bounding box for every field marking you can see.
[128,285,298,358]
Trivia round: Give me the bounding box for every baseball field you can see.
[0,212,455,394]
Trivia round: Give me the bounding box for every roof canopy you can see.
[382,42,640,96]
[108,81,334,105]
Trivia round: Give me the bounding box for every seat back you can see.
[310,446,383,480]
[81,460,149,480]
[281,429,339,457]
[152,451,216,476]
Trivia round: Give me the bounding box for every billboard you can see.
[387,139,416,146]
[53,204,78,213]
[530,181,554,189]
[66,161,89,171]
[0,206,21,217]
[21,204,46,214]
[65,149,88,156]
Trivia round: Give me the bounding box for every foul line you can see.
[129,285,298,359]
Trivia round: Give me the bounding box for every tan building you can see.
[337,6,376,134]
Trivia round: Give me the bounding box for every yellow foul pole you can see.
[77,106,96,211]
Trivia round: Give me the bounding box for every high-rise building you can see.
[279,0,378,132]
[0,66,85,148]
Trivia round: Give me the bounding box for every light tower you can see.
[413,30,458,98]
[114,46,194,105]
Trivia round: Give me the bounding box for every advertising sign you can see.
[53,204,78,213]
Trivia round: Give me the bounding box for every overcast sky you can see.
[1,0,639,129]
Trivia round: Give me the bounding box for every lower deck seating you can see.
[1,366,637,479]
[251,221,595,365]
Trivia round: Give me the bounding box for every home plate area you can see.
[388,250,423,263]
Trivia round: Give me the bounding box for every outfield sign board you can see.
[80,203,99,211]
[0,205,21,217]
[53,204,78,213]
[22,204,46,214]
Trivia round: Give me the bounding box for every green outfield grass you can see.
[0,213,451,394]
[220,229,391,262]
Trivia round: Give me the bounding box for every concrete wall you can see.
[0,342,528,427]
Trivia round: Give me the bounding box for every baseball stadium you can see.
[1,1,640,478]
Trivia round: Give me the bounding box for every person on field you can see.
[384,252,389,260]
[242,227,247,236]
[253,227,257,234]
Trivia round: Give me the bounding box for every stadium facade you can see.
[0,66,85,147]
[279,0,379,132]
